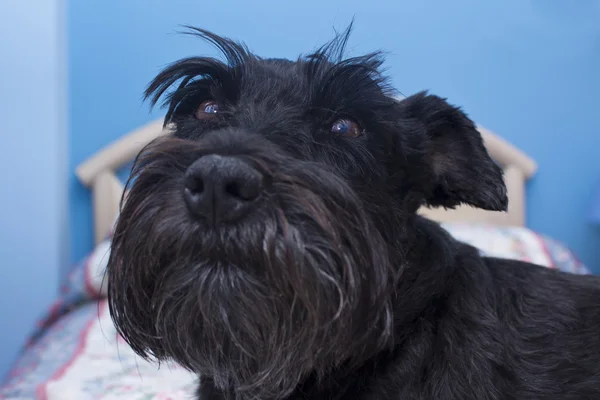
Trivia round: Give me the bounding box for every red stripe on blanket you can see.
[35,301,107,400]
[534,232,556,269]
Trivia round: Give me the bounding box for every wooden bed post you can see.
[503,165,526,227]
[91,171,123,244]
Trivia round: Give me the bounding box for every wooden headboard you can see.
[75,118,537,245]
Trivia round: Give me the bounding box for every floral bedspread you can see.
[0,223,590,399]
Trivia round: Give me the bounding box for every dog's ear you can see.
[399,91,508,211]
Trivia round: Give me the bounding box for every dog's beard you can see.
[107,137,396,399]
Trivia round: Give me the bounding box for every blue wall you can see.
[0,0,68,380]
[69,0,600,272]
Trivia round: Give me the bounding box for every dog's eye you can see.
[195,100,220,120]
[331,118,361,138]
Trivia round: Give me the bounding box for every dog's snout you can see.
[183,155,263,224]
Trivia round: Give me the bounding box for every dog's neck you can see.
[389,216,464,330]
[289,217,479,398]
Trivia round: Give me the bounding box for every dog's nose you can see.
[183,155,263,224]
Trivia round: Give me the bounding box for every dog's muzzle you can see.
[183,154,264,224]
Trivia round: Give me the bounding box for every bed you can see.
[0,118,590,399]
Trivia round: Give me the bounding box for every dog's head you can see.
[107,25,507,399]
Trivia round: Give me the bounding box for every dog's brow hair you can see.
[144,26,251,124]
[145,22,398,126]
[299,22,396,113]
[144,59,231,121]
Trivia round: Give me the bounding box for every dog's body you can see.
[107,26,600,399]
[196,229,600,400]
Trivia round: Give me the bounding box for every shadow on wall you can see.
[68,0,600,272]
[0,0,68,380]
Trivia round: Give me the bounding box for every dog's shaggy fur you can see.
[107,25,600,399]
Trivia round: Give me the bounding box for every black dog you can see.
[107,25,600,399]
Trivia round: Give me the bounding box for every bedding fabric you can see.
[0,223,590,399]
